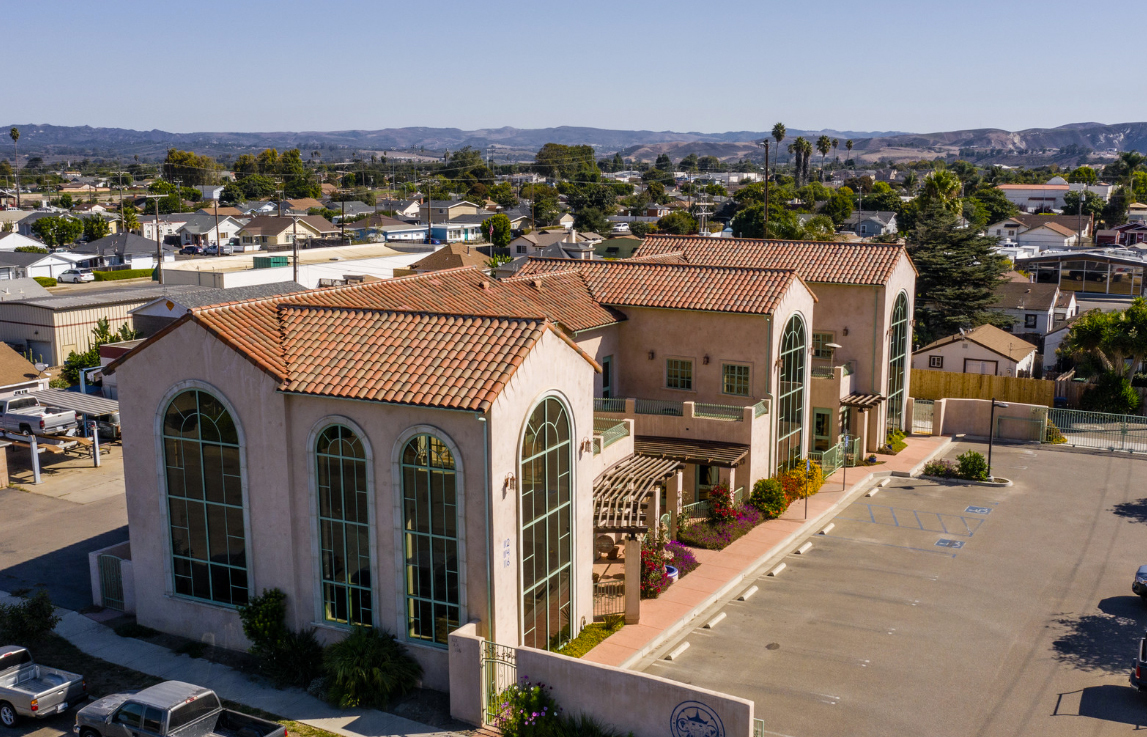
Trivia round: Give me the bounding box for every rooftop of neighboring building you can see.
[409,243,491,271]
[914,323,1037,362]
[74,232,177,256]
[9,284,209,311]
[0,342,44,387]
[989,281,1059,312]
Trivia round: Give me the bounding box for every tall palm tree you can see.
[816,135,831,177]
[832,138,839,164]
[9,127,20,209]
[923,169,962,214]
[772,122,786,172]
[801,137,813,184]
[845,139,854,169]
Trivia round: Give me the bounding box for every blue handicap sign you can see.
[965,506,992,515]
[935,538,965,549]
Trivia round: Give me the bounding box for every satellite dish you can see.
[34,362,47,373]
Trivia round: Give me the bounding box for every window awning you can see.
[28,389,119,417]
[634,436,749,467]
[841,392,885,409]
[593,454,682,533]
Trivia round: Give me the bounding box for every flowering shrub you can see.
[707,483,736,523]
[749,478,788,519]
[1045,421,1067,444]
[677,505,762,551]
[665,541,699,578]
[640,527,668,599]
[493,679,561,736]
[777,461,824,502]
[921,459,958,478]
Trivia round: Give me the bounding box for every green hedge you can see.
[33,276,57,287]
[93,268,156,281]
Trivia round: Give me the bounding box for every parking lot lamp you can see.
[988,399,1009,480]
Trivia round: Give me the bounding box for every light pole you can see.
[987,398,1009,480]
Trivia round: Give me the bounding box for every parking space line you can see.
[818,532,959,557]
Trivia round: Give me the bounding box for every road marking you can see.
[794,541,813,555]
[935,538,965,549]
[965,506,992,515]
[818,523,834,534]
[739,585,761,600]
[703,612,726,629]
[841,503,983,536]
[664,641,690,660]
[815,532,959,557]
[767,563,786,577]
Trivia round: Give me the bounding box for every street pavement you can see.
[641,440,1147,736]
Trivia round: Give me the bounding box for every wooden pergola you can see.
[592,454,682,533]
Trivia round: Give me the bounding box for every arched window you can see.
[777,315,807,472]
[316,425,372,627]
[886,293,909,433]
[519,397,572,650]
[401,434,459,646]
[162,389,247,606]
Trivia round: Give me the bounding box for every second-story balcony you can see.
[810,360,855,400]
[593,396,769,446]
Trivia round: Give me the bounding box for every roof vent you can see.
[532,278,543,289]
[480,280,490,290]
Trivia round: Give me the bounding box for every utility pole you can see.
[761,140,771,234]
[213,197,222,257]
[292,215,300,283]
[9,127,20,209]
[143,195,165,285]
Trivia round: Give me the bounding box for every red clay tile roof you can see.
[502,270,625,332]
[516,258,811,314]
[278,307,554,411]
[633,235,911,285]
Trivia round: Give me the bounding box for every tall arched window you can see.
[887,293,909,433]
[401,434,459,646]
[316,425,372,627]
[777,315,807,472]
[519,397,572,650]
[162,389,247,606]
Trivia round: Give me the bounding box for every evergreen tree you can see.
[907,202,1011,345]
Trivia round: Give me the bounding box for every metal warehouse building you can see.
[0,285,208,365]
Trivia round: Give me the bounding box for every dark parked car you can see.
[179,245,203,255]
[74,682,284,737]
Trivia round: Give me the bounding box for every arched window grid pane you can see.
[776,316,807,473]
[886,294,909,433]
[162,390,247,607]
[317,425,373,627]
[402,434,459,647]
[520,397,573,651]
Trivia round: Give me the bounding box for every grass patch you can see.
[557,615,625,658]
[33,277,57,287]
[114,622,160,639]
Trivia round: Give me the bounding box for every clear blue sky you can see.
[8,0,1145,135]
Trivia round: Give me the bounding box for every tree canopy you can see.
[30,215,82,247]
[481,213,513,247]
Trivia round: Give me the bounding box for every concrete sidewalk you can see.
[583,434,952,669]
[0,592,462,737]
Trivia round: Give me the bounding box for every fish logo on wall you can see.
[670,701,724,737]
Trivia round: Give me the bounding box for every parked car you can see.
[0,396,78,435]
[179,245,203,255]
[1132,632,1147,692]
[0,646,86,727]
[611,222,630,234]
[1132,565,1147,600]
[204,245,235,256]
[74,682,285,737]
[58,269,94,283]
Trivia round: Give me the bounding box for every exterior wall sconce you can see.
[703,355,710,365]
[579,438,593,453]
[648,350,655,360]
[504,472,516,493]
[842,327,849,336]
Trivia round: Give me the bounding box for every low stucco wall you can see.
[517,647,754,737]
[88,541,135,613]
[937,398,1046,440]
[448,623,484,726]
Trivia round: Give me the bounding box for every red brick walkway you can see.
[582,434,952,667]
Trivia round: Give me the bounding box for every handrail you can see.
[593,418,629,450]
[635,398,684,416]
[753,399,770,417]
[594,397,626,413]
[694,402,744,422]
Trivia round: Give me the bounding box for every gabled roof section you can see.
[517,258,811,314]
[277,307,552,412]
[410,243,490,271]
[633,235,911,285]
[502,270,626,332]
[914,323,1037,362]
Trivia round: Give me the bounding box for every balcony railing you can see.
[592,417,630,455]
[594,397,626,413]
[811,362,855,379]
[694,403,744,422]
[753,399,770,417]
[635,398,684,416]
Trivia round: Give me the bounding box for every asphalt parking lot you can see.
[642,441,1147,737]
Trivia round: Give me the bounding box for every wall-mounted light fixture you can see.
[648,350,656,360]
[842,327,849,336]
[504,472,516,493]
[703,355,710,365]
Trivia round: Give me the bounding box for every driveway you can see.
[641,441,1147,736]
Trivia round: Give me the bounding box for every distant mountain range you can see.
[2,122,1145,164]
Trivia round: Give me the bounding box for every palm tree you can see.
[845,139,854,169]
[9,127,20,208]
[800,137,813,184]
[816,135,831,177]
[772,122,786,172]
[922,169,962,214]
[832,138,839,164]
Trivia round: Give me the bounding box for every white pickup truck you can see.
[0,396,78,436]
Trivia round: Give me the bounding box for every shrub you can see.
[33,276,56,287]
[664,541,699,578]
[677,505,762,550]
[707,483,736,523]
[493,679,561,736]
[885,428,907,453]
[324,626,422,708]
[557,615,625,659]
[777,461,824,501]
[956,450,989,481]
[237,588,324,688]
[922,459,958,478]
[640,527,668,599]
[1081,373,1142,415]
[0,590,60,643]
[749,478,788,519]
[1045,421,1067,444]
[93,268,156,281]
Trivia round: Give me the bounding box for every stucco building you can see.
[107,234,915,691]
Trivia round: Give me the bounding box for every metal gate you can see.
[481,641,517,725]
[98,554,124,611]
[1047,408,1147,452]
[911,399,935,435]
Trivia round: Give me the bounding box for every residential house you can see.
[988,281,1060,350]
[406,243,491,273]
[418,199,481,222]
[1096,222,1147,247]
[341,214,427,244]
[1128,203,1147,224]
[644,203,671,218]
[176,214,244,247]
[987,214,1093,246]
[0,250,80,280]
[996,180,1069,212]
[17,211,77,238]
[140,213,197,243]
[428,222,483,244]
[196,206,247,219]
[235,201,278,216]
[236,215,338,249]
[1052,290,1078,327]
[0,343,50,398]
[595,236,644,259]
[326,201,374,220]
[320,182,338,196]
[282,198,324,214]
[74,232,177,270]
[0,232,48,251]
[196,185,226,201]
[73,202,108,214]
[843,211,897,237]
[375,199,421,219]
[912,324,1037,377]
[508,230,598,259]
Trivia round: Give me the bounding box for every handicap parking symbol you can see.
[935,538,965,549]
[965,506,992,515]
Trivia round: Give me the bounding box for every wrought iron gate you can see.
[481,641,517,724]
[911,399,935,435]
[1047,408,1147,452]
[98,554,124,611]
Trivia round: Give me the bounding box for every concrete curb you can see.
[918,474,1013,487]
[619,436,953,669]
